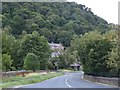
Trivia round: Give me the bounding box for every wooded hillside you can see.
[2,2,110,46]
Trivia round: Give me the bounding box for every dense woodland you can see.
[2,2,110,47]
[1,2,119,77]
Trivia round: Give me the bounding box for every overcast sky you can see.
[67,0,119,24]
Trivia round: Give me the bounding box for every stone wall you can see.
[0,70,32,77]
[0,70,55,78]
[83,75,118,87]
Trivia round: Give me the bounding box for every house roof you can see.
[48,43,64,50]
[70,63,80,67]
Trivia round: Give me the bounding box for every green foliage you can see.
[39,28,53,42]
[2,30,16,55]
[2,2,118,76]
[2,30,21,70]
[56,31,73,47]
[105,30,119,76]
[69,30,118,77]
[57,49,76,69]
[49,48,76,70]
[2,2,110,47]
[2,30,51,70]
[2,54,13,71]
[19,31,51,69]
[29,23,39,33]
[50,57,59,70]
[24,53,39,71]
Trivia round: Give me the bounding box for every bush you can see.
[24,53,40,72]
[2,54,13,71]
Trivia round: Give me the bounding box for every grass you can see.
[1,72,64,88]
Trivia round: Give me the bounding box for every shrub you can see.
[24,53,39,72]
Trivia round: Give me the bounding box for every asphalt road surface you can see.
[19,71,116,88]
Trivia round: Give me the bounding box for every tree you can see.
[1,15,9,28]
[50,57,59,70]
[69,31,115,77]
[39,28,53,42]
[63,21,75,31]
[2,31,20,70]
[19,31,51,69]
[58,54,67,69]
[11,15,26,35]
[56,31,73,47]
[2,2,114,72]
[105,30,119,77]
[57,49,76,69]
[2,54,13,71]
[29,23,39,33]
[24,53,39,72]
[34,15,45,28]
[2,2,110,47]
[2,30,15,55]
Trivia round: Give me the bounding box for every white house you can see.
[49,43,64,57]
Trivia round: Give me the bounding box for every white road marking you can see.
[65,78,72,88]
[13,85,25,88]
[65,79,67,83]
[81,71,84,74]
[81,76,83,79]
[13,86,21,88]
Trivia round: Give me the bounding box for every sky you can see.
[67,0,119,24]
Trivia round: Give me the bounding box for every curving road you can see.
[19,71,116,88]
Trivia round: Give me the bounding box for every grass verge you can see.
[1,72,63,88]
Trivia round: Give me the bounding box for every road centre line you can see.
[65,78,72,88]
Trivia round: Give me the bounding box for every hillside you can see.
[2,2,110,46]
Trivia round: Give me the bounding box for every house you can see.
[70,63,81,71]
[48,43,64,70]
[49,43,64,57]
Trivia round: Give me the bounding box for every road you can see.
[19,71,115,88]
